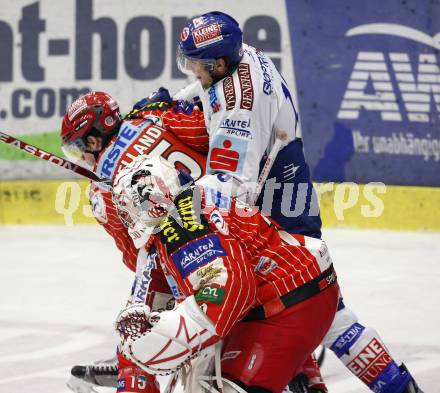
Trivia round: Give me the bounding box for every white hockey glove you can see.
[115,303,155,342]
[118,296,218,375]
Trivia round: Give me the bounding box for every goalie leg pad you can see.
[122,296,217,375]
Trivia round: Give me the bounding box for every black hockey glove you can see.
[125,87,173,119]
[134,87,172,110]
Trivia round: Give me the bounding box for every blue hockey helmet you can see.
[177,11,243,76]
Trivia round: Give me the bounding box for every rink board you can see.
[0,180,439,231]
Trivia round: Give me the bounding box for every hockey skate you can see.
[66,356,118,393]
[283,373,308,393]
[283,373,326,393]
[400,364,425,393]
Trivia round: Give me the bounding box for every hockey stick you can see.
[249,129,288,205]
[316,345,326,367]
[0,131,109,183]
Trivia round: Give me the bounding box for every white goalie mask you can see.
[112,155,186,246]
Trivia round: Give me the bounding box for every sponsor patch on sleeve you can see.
[171,234,227,278]
[219,116,252,140]
[187,257,228,290]
[223,76,236,110]
[255,256,278,276]
[195,285,225,304]
[133,252,157,303]
[237,63,254,110]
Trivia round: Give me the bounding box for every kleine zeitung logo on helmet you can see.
[192,23,223,48]
[67,98,87,122]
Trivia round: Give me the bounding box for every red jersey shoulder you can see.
[111,120,206,181]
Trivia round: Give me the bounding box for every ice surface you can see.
[0,225,438,392]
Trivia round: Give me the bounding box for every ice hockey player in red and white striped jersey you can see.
[111,154,340,393]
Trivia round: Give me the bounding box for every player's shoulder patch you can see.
[222,75,236,111]
[237,63,254,110]
[170,234,227,278]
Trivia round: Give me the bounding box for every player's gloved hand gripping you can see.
[115,296,218,375]
[125,87,173,119]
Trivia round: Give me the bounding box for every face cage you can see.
[142,198,173,223]
[112,185,171,230]
[112,191,139,229]
[61,138,88,164]
[176,46,216,76]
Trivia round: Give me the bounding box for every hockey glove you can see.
[133,87,172,110]
[173,99,195,115]
[125,87,173,120]
[115,303,155,342]
[119,295,218,375]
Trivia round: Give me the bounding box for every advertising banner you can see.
[0,0,295,179]
[287,0,440,186]
[1,0,439,186]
